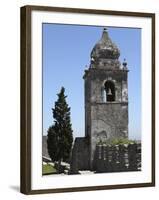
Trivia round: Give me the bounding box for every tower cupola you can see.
[90,28,121,69]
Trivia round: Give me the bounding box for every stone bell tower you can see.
[83,28,129,169]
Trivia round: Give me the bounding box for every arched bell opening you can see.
[104,80,115,102]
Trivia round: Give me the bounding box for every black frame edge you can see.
[151,13,155,187]
[20,6,32,194]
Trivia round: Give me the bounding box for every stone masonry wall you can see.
[93,143,141,173]
[90,102,128,168]
[70,137,90,174]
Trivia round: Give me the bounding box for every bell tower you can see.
[83,28,129,169]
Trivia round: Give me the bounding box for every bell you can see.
[107,88,112,95]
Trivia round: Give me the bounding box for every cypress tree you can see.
[47,87,73,172]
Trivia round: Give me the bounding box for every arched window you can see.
[104,80,115,102]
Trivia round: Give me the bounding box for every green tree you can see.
[47,87,73,173]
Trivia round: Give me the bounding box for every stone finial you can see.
[122,58,127,69]
[103,27,107,31]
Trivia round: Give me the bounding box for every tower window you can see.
[104,80,115,102]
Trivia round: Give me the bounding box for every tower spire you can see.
[90,28,120,69]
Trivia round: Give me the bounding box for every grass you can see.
[97,138,137,145]
[42,163,57,175]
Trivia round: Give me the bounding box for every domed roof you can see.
[91,28,120,60]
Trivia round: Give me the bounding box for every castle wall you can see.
[70,142,141,174]
[94,143,141,172]
[70,137,90,173]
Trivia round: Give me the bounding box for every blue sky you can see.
[42,24,141,140]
